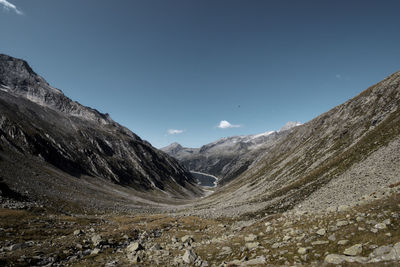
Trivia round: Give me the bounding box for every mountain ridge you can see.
[0,54,202,206]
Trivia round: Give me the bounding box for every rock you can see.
[244,234,257,242]
[325,254,367,264]
[297,247,308,255]
[325,254,345,264]
[316,229,326,236]
[7,243,24,251]
[369,245,392,258]
[127,254,140,263]
[126,242,144,252]
[282,235,291,241]
[91,234,103,247]
[73,229,84,236]
[328,234,336,241]
[379,242,400,261]
[344,244,362,256]
[271,242,282,249]
[383,219,391,225]
[338,240,349,245]
[356,216,365,222]
[265,226,273,233]
[336,220,348,227]
[91,248,100,255]
[245,242,259,250]
[182,249,197,264]
[243,256,266,265]
[181,235,194,244]
[150,244,162,251]
[311,240,329,246]
[374,223,387,230]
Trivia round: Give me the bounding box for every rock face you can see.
[0,54,200,200]
[162,122,301,185]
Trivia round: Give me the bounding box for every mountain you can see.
[162,122,301,185]
[194,69,400,218]
[0,54,201,208]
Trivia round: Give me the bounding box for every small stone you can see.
[316,229,326,236]
[73,230,83,236]
[338,240,349,245]
[91,248,100,255]
[311,240,329,246]
[245,242,260,250]
[182,249,197,264]
[328,234,336,241]
[127,254,140,263]
[336,220,348,227]
[126,242,143,252]
[344,244,362,256]
[244,234,257,242]
[297,247,308,255]
[356,216,365,222]
[265,226,273,233]
[374,223,387,230]
[91,234,103,247]
[181,235,194,243]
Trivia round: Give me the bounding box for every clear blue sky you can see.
[1,0,400,148]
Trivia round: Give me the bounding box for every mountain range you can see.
[161,121,302,185]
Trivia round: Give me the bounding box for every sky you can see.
[1,0,400,148]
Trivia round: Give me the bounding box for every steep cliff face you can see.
[193,70,400,218]
[162,122,301,185]
[0,54,200,198]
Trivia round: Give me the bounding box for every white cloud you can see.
[0,0,23,15]
[336,74,342,79]
[167,129,184,135]
[217,120,241,129]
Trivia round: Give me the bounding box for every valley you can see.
[1,54,400,266]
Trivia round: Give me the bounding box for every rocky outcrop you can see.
[0,54,201,199]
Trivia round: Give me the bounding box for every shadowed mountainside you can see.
[0,54,202,206]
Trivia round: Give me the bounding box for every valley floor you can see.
[1,185,400,266]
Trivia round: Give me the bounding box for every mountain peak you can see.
[161,142,184,155]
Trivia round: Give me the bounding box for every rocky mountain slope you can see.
[162,122,301,185]
[189,69,400,218]
[0,54,201,206]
